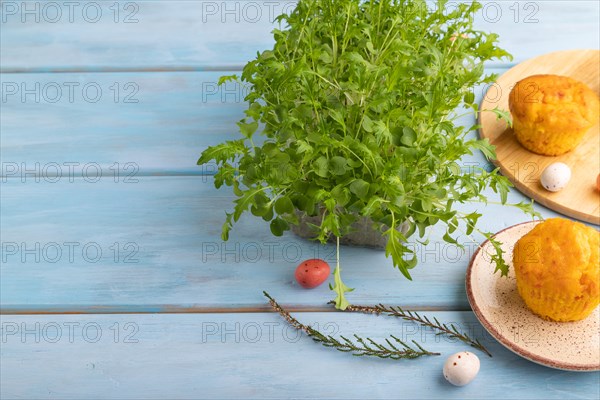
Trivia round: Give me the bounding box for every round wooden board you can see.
[479,50,600,225]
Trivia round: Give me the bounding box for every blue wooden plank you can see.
[1,1,598,70]
[0,176,559,311]
[1,312,598,399]
[1,68,508,176]
[1,2,597,398]
[0,0,290,70]
[0,71,248,176]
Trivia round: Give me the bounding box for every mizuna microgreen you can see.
[198,0,539,309]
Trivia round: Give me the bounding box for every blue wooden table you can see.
[1,1,599,398]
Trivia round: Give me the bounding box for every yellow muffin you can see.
[508,74,600,156]
[513,218,599,322]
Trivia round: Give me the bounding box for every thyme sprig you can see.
[334,302,492,357]
[264,291,439,359]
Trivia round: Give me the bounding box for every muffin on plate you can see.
[508,74,600,156]
[513,218,599,322]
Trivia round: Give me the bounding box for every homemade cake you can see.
[512,218,600,322]
[508,74,600,156]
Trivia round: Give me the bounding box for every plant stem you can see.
[330,236,353,310]
[264,291,439,359]
[334,303,493,357]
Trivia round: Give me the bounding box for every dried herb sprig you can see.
[333,302,492,357]
[264,291,439,359]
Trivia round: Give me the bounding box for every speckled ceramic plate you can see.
[466,221,600,371]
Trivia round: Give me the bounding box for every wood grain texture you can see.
[0,0,291,70]
[1,1,599,71]
[1,313,599,399]
[0,177,558,312]
[2,2,600,398]
[0,68,505,175]
[479,50,600,224]
[0,71,248,176]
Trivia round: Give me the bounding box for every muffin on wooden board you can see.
[513,218,599,322]
[508,74,600,156]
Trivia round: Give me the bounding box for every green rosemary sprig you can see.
[332,303,492,358]
[264,291,439,359]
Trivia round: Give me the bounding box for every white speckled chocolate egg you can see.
[443,351,480,386]
[540,162,571,192]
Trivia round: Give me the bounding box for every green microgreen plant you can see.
[198,0,539,309]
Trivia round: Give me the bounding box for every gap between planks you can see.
[0,304,470,315]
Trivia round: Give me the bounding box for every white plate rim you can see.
[466,221,600,372]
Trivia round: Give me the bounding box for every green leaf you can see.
[313,156,329,178]
[270,217,289,236]
[218,74,238,85]
[443,232,458,245]
[362,197,383,215]
[296,140,313,154]
[197,140,246,165]
[400,127,417,147]
[237,120,259,139]
[469,138,497,160]
[384,224,413,280]
[487,235,509,276]
[464,212,482,235]
[390,126,403,146]
[463,91,475,104]
[221,212,234,241]
[405,255,418,269]
[331,185,351,206]
[233,187,266,222]
[274,196,294,215]
[349,179,370,200]
[329,156,348,175]
[486,106,513,128]
[232,179,243,197]
[261,204,274,221]
[362,115,375,133]
[329,109,346,131]
[511,200,542,219]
